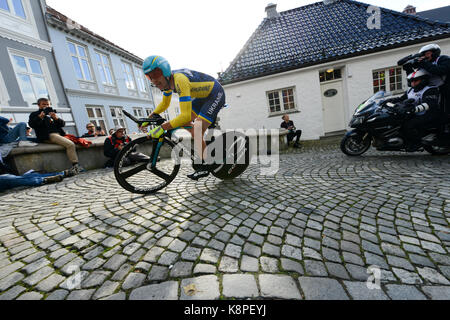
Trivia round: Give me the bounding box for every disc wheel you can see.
[207,132,251,180]
[114,137,182,194]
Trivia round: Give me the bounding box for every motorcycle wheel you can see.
[423,145,450,156]
[340,133,371,156]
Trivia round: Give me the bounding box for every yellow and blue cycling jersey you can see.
[153,69,226,128]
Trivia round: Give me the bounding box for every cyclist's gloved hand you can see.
[141,122,149,127]
[148,126,165,139]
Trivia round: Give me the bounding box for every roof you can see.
[417,6,450,23]
[218,0,450,85]
[46,6,143,64]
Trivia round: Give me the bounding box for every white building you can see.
[218,1,450,140]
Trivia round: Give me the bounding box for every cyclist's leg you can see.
[195,84,226,161]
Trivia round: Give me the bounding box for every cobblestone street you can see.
[0,142,449,300]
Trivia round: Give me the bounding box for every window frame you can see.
[133,107,144,118]
[67,40,95,82]
[372,66,404,94]
[110,106,128,130]
[0,0,26,19]
[319,69,342,83]
[86,105,108,133]
[121,61,137,91]
[134,66,148,93]
[8,48,58,107]
[94,51,115,87]
[266,86,298,117]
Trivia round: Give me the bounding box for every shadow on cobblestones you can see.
[0,143,449,300]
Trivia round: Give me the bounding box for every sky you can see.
[45,0,449,78]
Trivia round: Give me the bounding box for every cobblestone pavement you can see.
[0,143,449,300]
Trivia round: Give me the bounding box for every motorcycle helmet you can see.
[407,69,431,92]
[419,44,441,61]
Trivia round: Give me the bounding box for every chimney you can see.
[323,0,338,5]
[403,5,416,15]
[265,3,280,19]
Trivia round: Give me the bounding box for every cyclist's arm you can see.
[168,73,193,128]
[153,91,173,115]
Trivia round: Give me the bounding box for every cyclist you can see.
[141,55,226,180]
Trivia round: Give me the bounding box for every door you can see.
[321,80,346,134]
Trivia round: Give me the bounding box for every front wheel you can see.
[114,137,182,194]
[340,132,371,156]
[423,145,450,156]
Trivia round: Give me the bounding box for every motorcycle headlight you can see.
[350,117,364,127]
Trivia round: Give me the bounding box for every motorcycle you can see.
[341,91,450,156]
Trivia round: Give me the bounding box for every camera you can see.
[44,107,57,115]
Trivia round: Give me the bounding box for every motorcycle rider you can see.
[385,69,442,151]
[416,44,450,116]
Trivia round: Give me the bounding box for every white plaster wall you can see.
[221,39,450,140]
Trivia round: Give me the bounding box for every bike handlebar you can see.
[123,110,166,126]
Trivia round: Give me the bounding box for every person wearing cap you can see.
[417,44,450,115]
[103,126,149,168]
[104,125,130,168]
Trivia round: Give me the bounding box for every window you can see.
[373,67,403,93]
[133,107,144,118]
[145,108,153,117]
[11,54,50,106]
[134,66,148,93]
[68,41,93,81]
[86,106,107,133]
[122,62,136,90]
[319,69,342,82]
[267,87,297,115]
[94,52,114,86]
[110,106,127,129]
[0,0,26,19]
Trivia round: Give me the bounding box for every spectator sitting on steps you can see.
[281,114,302,148]
[0,116,37,147]
[28,98,84,176]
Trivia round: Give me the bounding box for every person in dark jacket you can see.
[417,44,450,116]
[0,116,37,147]
[103,125,149,168]
[104,125,132,168]
[28,98,84,175]
[281,115,302,148]
[385,69,442,151]
[81,123,96,138]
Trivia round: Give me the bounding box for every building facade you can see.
[45,6,157,136]
[218,1,450,140]
[0,0,73,132]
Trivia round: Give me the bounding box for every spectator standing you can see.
[81,123,96,138]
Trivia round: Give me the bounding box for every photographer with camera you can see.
[28,98,84,175]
